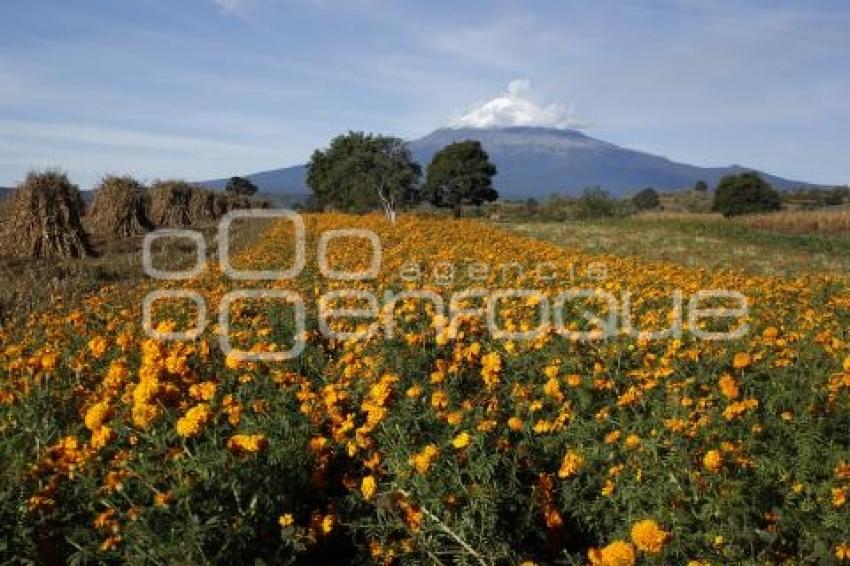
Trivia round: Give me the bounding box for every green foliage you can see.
[783,186,849,210]
[422,140,498,216]
[712,172,782,217]
[694,180,709,193]
[574,187,619,219]
[306,132,421,212]
[225,176,258,197]
[632,187,660,211]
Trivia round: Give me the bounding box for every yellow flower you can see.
[189,381,217,401]
[718,374,740,399]
[836,542,850,561]
[558,449,584,479]
[84,400,112,431]
[154,491,173,507]
[88,336,108,359]
[844,356,850,372]
[278,513,294,527]
[703,449,723,473]
[91,426,116,450]
[604,430,621,444]
[40,351,58,372]
[507,416,524,431]
[226,434,268,455]
[588,540,636,566]
[732,352,752,369]
[480,351,502,388]
[762,326,779,339]
[452,432,471,449]
[832,487,847,508]
[361,475,377,500]
[722,398,759,420]
[543,377,563,401]
[175,403,212,438]
[630,519,670,554]
[409,444,439,474]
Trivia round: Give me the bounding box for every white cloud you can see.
[451,79,581,129]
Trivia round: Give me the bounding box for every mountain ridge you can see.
[200,126,814,199]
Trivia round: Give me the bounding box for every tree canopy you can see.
[421,140,498,215]
[632,187,660,211]
[574,186,618,219]
[225,176,258,196]
[306,132,420,214]
[712,172,781,217]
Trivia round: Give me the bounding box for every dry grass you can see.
[733,208,850,235]
[0,216,273,324]
[85,175,152,238]
[148,180,194,227]
[634,211,723,222]
[0,170,92,259]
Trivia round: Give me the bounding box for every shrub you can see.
[225,176,258,197]
[574,187,619,219]
[632,187,660,211]
[712,172,781,217]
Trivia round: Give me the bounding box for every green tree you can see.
[574,187,618,219]
[712,172,781,217]
[306,132,420,220]
[694,180,709,193]
[632,187,660,211]
[422,140,498,217]
[225,176,258,196]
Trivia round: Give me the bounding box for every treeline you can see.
[303,131,498,219]
[495,173,844,221]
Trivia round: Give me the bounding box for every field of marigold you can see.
[1,213,850,564]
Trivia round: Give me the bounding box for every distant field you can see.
[734,207,850,236]
[501,214,850,277]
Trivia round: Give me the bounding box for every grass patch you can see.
[500,216,850,277]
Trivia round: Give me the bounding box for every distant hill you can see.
[0,187,11,200]
[201,169,308,200]
[200,126,814,199]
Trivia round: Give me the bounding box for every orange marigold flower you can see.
[703,449,723,473]
[718,374,740,399]
[588,540,636,566]
[175,403,212,438]
[452,431,471,449]
[409,444,439,474]
[361,475,377,500]
[227,434,268,455]
[732,352,752,369]
[91,426,116,450]
[84,400,113,431]
[630,519,670,554]
[88,336,109,359]
[557,449,584,479]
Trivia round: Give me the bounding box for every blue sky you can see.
[1,0,848,188]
